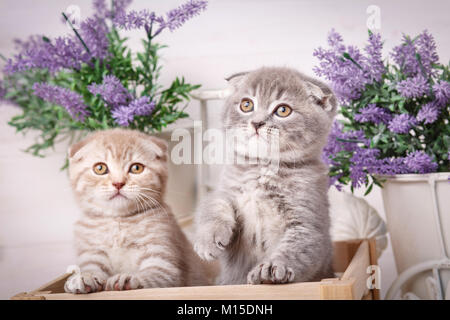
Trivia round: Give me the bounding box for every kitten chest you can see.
[100,220,146,274]
[235,178,286,256]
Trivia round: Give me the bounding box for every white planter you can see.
[380,173,450,299]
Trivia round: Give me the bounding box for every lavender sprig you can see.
[0,80,6,100]
[112,96,156,126]
[114,0,208,38]
[88,75,132,109]
[354,104,392,124]
[416,102,440,124]
[33,83,90,121]
[4,35,88,74]
[388,114,418,134]
[396,75,429,99]
[432,81,450,107]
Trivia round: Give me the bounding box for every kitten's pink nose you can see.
[112,182,125,190]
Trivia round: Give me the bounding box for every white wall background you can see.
[0,0,449,299]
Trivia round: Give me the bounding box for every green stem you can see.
[144,21,154,98]
[343,52,363,70]
[62,12,91,54]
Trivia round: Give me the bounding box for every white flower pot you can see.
[380,173,450,299]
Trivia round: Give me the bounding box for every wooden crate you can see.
[11,239,379,300]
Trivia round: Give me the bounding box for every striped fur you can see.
[194,67,337,285]
[64,129,208,294]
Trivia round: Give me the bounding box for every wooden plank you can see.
[319,279,354,300]
[341,241,370,300]
[332,240,363,273]
[13,239,375,300]
[10,292,46,300]
[41,282,322,300]
[368,238,381,300]
[31,272,72,294]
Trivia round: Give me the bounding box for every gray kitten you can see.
[194,67,337,285]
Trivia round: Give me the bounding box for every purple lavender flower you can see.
[349,148,414,187]
[354,104,392,124]
[128,96,156,116]
[391,30,439,77]
[404,151,438,173]
[327,29,345,52]
[111,96,156,126]
[323,121,413,189]
[388,114,417,134]
[391,35,420,76]
[329,174,344,191]
[114,0,207,35]
[4,15,108,75]
[416,30,439,77]
[111,105,135,126]
[4,35,87,74]
[322,121,369,166]
[417,102,440,124]
[363,32,385,81]
[162,0,208,31]
[88,75,132,109]
[432,81,450,107]
[313,30,375,104]
[93,0,108,19]
[4,8,110,75]
[32,83,90,121]
[0,81,6,100]
[92,0,132,20]
[374,157,409,175]
[78,18,109,60]
[349,148,381,188]
[112,0,133,18]
[114,9,156,30]
[396,75,429,99]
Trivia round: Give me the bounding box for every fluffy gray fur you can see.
[194,67,337,285]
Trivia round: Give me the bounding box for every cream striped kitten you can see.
[64,129,208,294]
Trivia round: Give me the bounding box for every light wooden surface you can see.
[342,241,371,299]
[11,239,378,300]
[41,282,324,300]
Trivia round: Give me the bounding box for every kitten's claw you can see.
[105,274,143,291]
[64,272,105,294]
[247,260,295,284]
[194,223,234,261]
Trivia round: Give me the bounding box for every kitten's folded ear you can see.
[145,136,168,161]
[225,71,249,88]
[68,135,94,160]
[304,80,337,116]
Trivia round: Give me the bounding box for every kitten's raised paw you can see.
[105,274,143,291]
[194,223,234,261]
[247,260,295,284]
[64,272,105,294]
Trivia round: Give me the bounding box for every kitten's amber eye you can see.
[240,98,254,113]
[129,163,145,174]
[274,104,292,117]
[93,163,108,175]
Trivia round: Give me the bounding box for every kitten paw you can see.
[247,260,295,284]
[64,272,105,294]
[194,223,234,261]
[105,274,143,291]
